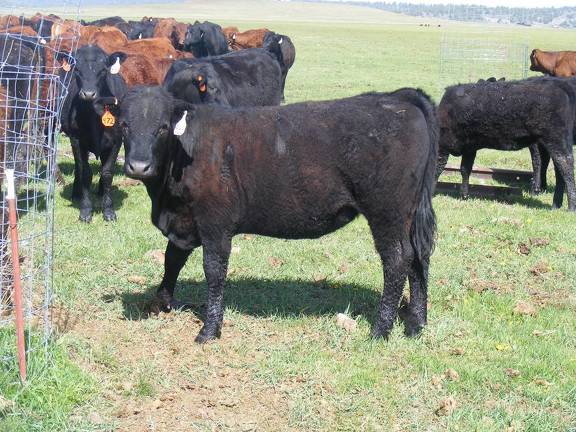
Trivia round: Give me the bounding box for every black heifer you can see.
[262,32,295,101]
[163,48,283,106]
[127,19,156,40]
[60,45,127,222]
[437,77,576,210]
[183,21,228,57]
[118,86,438,343]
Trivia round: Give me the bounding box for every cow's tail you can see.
[395,88,438,272]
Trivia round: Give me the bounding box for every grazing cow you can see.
[116,85,438,343]
[436,77,576,210]
[60,45,127,222]
[530,49,576,77]
[183,21,228,57]
[226,28,270,50]
[263,32,295,101]
[163,47,283,106]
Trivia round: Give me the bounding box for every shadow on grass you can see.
[112,277,381,325]
[435,187,552,210]
[58,161,129,213]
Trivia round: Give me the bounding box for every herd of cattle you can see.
[0,13,575,343]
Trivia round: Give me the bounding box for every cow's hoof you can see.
[369,325,391,341]
[79,210,92,223]
[162,299,188,312]
[530,188,543,196]
[194,326,221,344]
[103,209,117,222]
[460,194,469,201]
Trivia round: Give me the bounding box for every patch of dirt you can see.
[69,309,295,431]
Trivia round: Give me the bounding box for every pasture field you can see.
[1,1,576,430]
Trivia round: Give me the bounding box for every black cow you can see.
[262,32,295,101]
[127,19,156,40]
[81,16,126,27]
[437,77,576,210]
[116,85,438,343]
[60,45,127,222]
[183,21,228,57]
[163,47,283,107]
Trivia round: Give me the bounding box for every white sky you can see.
[342,0,575,8]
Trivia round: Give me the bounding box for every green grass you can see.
[1,1,576,430]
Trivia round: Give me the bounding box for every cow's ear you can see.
[56,52,74,71]
[171,102,196,137]
[107,52,128,75]
[93,96,120,120]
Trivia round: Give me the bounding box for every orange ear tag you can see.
[62,59,71,72]
[199,83,207,93]
[101,107,116,128]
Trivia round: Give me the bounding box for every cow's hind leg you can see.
[529,144,544,195]
[99,144,121,221]
[398,248,429,337]
[549,149,575,211]
[196,235,231,344]
[157,241,194,311]
[370,225,411,340]
[459,150,476,200]
[435,149,450,181]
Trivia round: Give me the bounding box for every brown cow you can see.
[153,18,187,49]
[530,49,576,78]
[0,25,38,37]
[226,28,270,50]
[88,27,129,53]
[112,53,171,87]
[120,37,177,59]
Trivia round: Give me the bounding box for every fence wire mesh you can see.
[0,3,79,360]
[439,32,529,94]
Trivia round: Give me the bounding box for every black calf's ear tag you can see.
[173,110,187,136]
[102,106,116,128]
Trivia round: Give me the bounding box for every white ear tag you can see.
[40,38,47,45]
[279,37,283,44]
[138,33,142,39]
[110,57,121,75]
[173,110,187,136]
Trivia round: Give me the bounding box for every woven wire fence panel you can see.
[439,33,529,94]
[0,2,79,360]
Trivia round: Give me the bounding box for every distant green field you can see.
[1,1,575,430]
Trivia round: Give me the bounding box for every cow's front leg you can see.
[78,146,93,223]
[99,143,121,221]
[157,241,194,311]
[196,236,231,344]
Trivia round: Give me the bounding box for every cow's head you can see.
[119,86,194,180]
[165,63,227,105]
[127,21,155,40]
[529,49,546,73]
[184,21,205,49]
[67,45,127,101]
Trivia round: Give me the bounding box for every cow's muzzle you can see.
[124,159,155,179]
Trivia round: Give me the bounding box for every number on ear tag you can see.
[102,107,116,128]
[173,111,187,136]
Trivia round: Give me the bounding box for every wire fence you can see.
[439,32,529,94]
[0,4,79,361]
